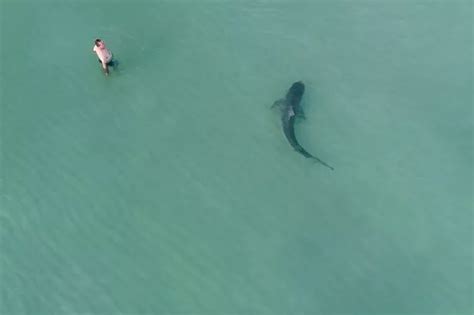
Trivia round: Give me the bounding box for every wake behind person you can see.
[93,38,114,75]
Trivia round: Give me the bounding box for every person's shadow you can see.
[108,59,119,68]
[98,59,120,73]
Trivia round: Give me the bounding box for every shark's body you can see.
[273,81,334,170]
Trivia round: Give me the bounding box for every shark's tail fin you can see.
[295,146,334,170]
[310,155,334,171]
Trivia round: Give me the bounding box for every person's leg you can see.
[103,63,109,75]
[97,58,109,75]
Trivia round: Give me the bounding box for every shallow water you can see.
[1,0,472,314]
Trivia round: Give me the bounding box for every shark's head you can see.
[289,81,305,97]
[286,81,305,104]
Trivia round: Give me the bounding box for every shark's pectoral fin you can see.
[296,108,306,119]
[271,99,284,109]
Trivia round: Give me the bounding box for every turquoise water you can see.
[1,0,472,314]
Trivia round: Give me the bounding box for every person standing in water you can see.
[93,39,113,75]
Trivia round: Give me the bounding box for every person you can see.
[92,39,113,75]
